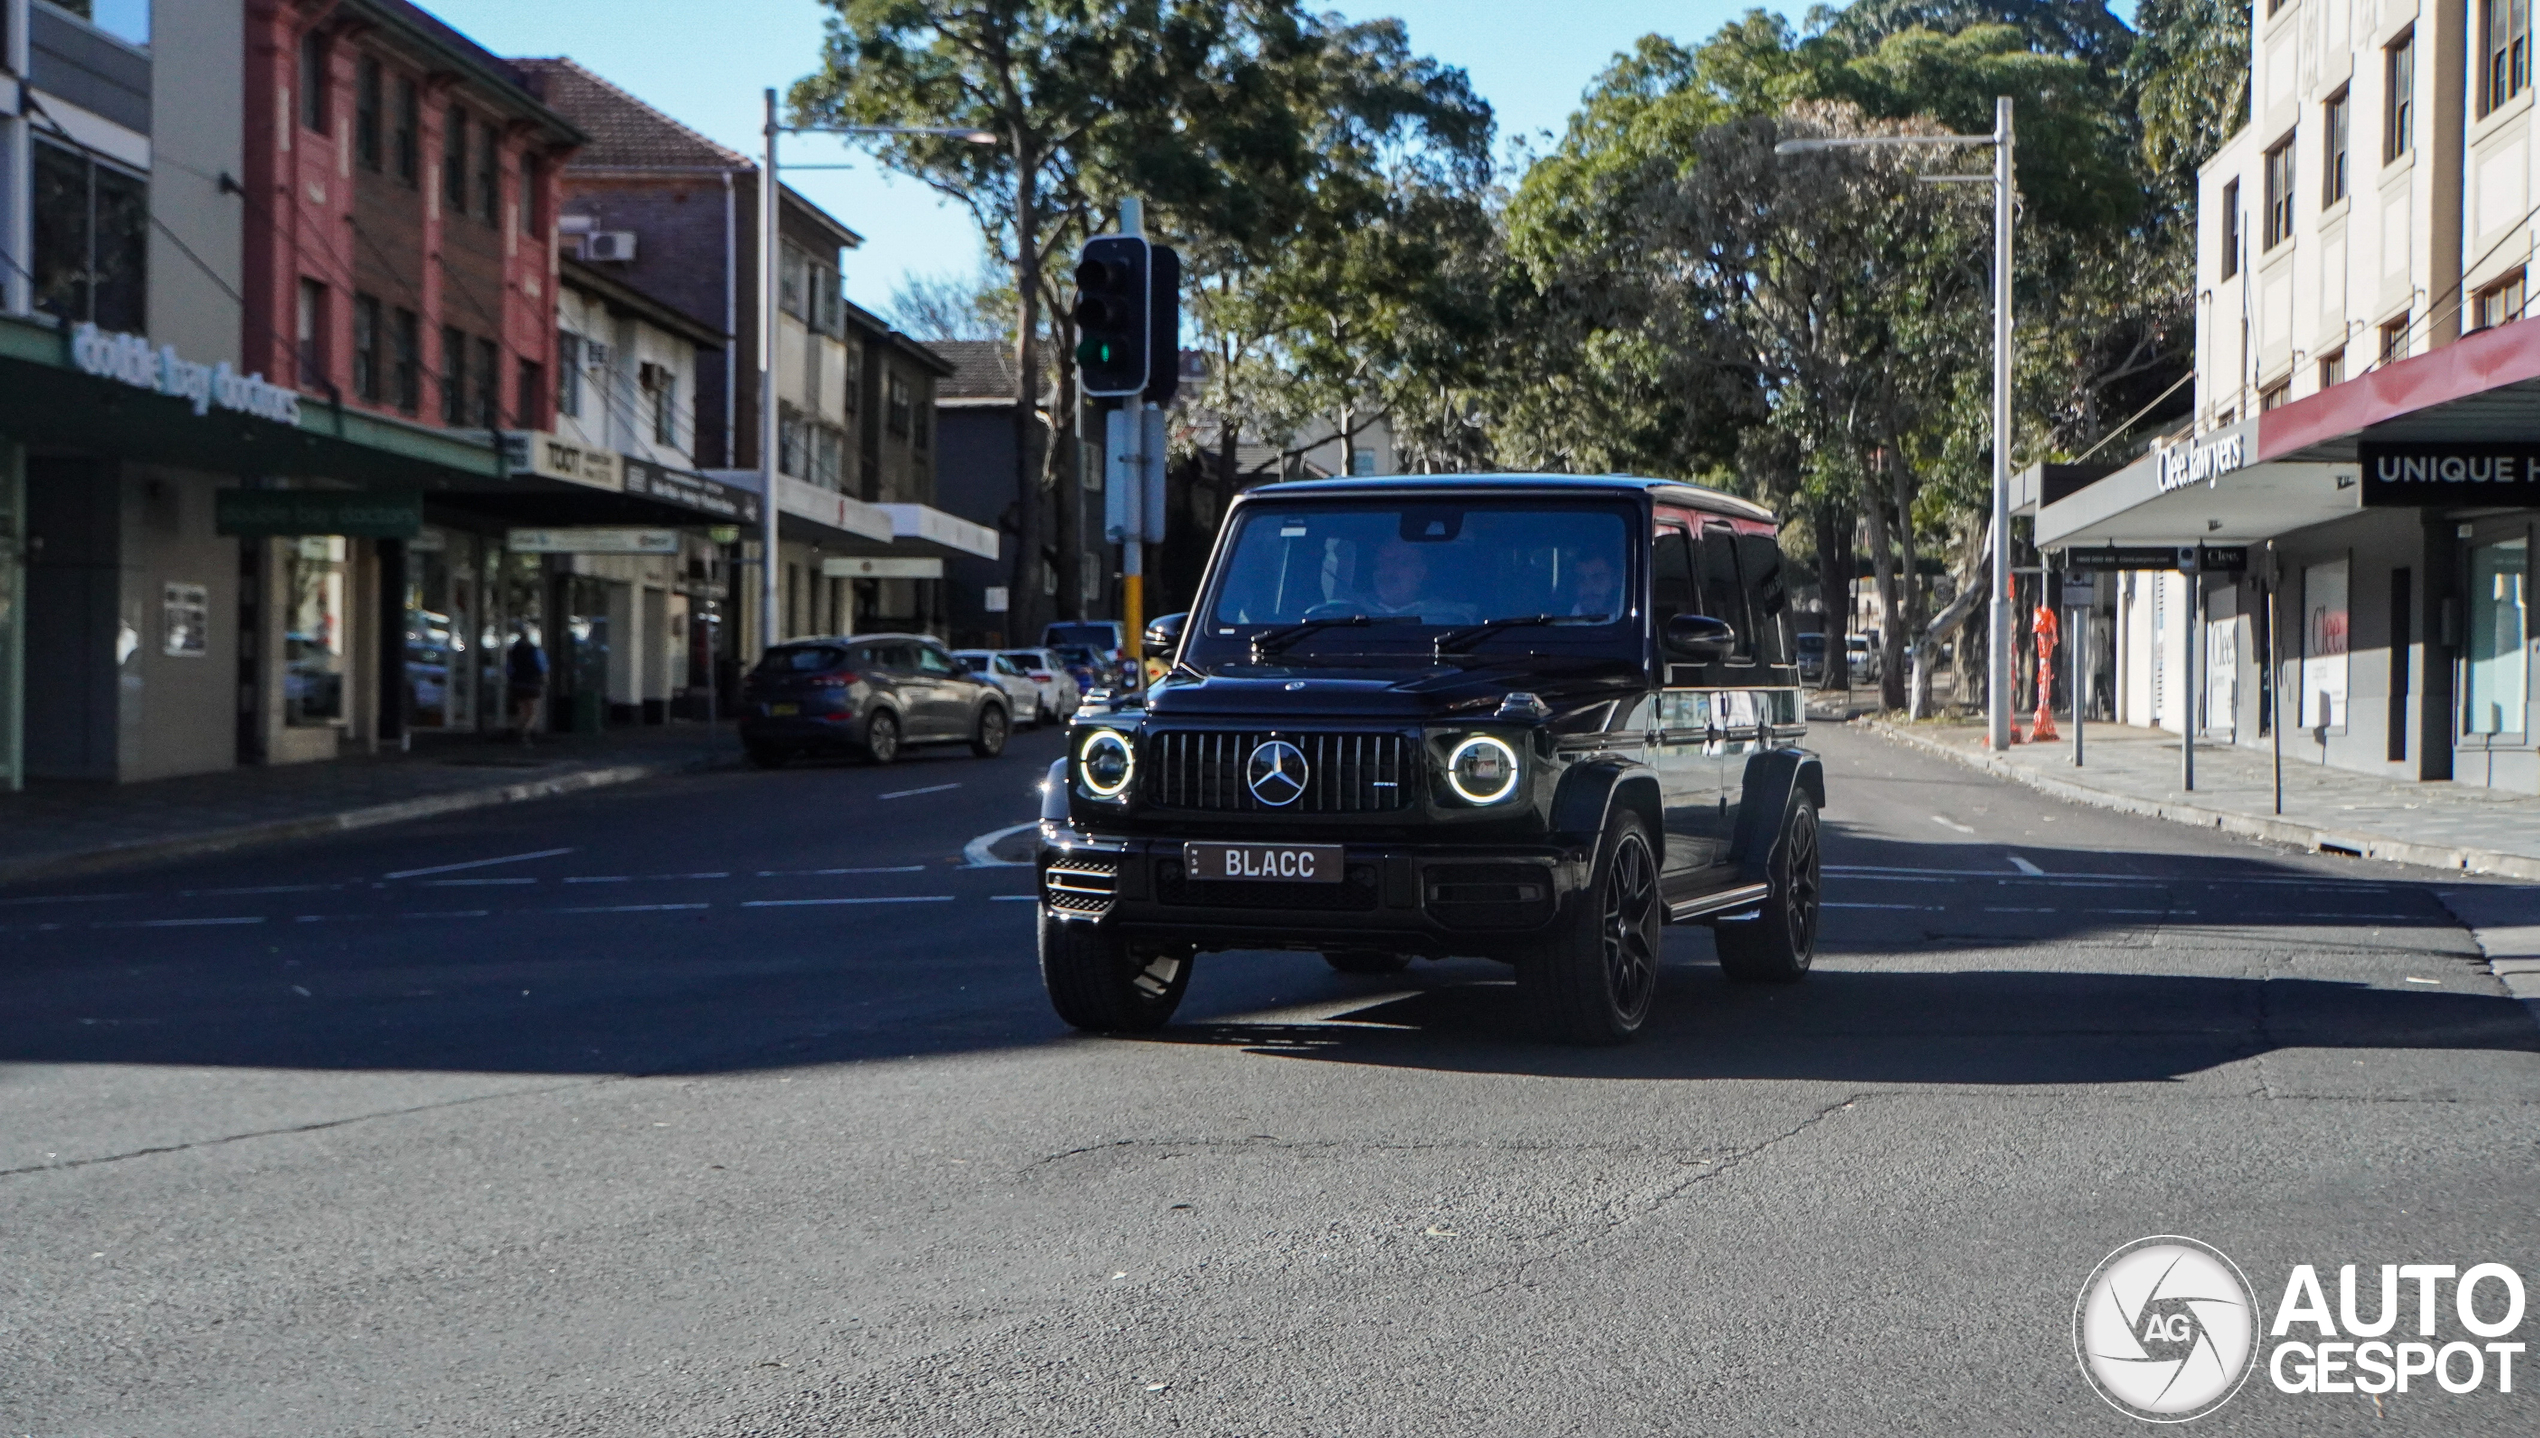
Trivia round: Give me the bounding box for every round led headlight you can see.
[1078,728,1134,799]
[1447,734,1520,804]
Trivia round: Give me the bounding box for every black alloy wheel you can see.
[1716,793,1820,982]
[1520,807,1662,1044]
[972,704,1008,758]
[863,710,901,765]
[1039,909,1192,1031]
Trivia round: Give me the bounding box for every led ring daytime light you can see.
[1078,729,1135,798]
[1447,735,1520,804]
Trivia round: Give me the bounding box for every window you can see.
[355,58,382,170]
[1696,524,1757,662]
[394,76,419,184]
[475,337,499,426]
[641,362,677,445]
[2220,179,2241,279]
[2260,379,2292,411]
[844,342,863,411]
[2319,348,2346,388]
[441,324,466,424]
[284,538,349,727]
[476,122,499,227]
[2387,32,2415,161]
[516,360,543,431]
[556,332,582,418]
[2484,0,2532,116]
[887,373,911,437]
[2464,535,2529,735]
[300,28,331,134]
[443,107,468,212]
[779,244,810,321]
[297,279,329,387]
[519,154,541,236]
[352,293,381,401]
[2379,314,2410,365]
[2263,137,2295,250]
[392,308,420,413]
[29,140,148,331]
[814,424,845,488]
[2475,268,2528,329]
[2323,90,2350,204]
[913,399,930,454]
[778,403,806,477]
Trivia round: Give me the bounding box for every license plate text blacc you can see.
[1185,841,1342,883]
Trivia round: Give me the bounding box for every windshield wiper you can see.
[1248,614,1418,660]
[1433,613,1610,656]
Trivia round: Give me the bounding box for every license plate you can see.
[1184,841,1343,884]
[768,702,798,716]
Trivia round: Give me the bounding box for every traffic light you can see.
[1073,236,1150,397]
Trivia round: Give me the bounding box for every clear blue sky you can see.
[419,0,1777,318]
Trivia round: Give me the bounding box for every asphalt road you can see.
[4,723,2536,1436]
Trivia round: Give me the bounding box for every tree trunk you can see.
[1859,478,1906,713]
[1054,352,1082,622]
[1008,139,1048,644]
[1888,451,1919,714]
[1813,498,1851,694]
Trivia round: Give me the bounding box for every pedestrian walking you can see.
[507,630,548,745]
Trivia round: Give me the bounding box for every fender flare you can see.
[1041,758,1070,821]
[1550,757,1664,860]
[1730,747,1824,883]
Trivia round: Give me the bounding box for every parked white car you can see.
[953,650,1045,727]
[998,648,1083,724]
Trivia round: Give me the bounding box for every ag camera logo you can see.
[2074,1236,2258,1422]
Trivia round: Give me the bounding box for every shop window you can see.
[442,105,468,213]
[352,292,381,402]
[394,75,420,184]
[393,307,420,412]
[556,332,582,418]
[2259,378,2291,411]
[2323,90,2349,205]
[517,359,544,432]
[300,28,331,134]
[2378,314,2409,365]
[441,324,467,425]
[476,122,499,228]
[297,279,329,388]
[30,139,148,332]
[2262,136,2295,250]
[887,373,911,438]
[355,57,382,170]
[284,537,349,728]
[2219,179,2240,279]
[2484,0,2532,116]
[2474,268,2527,330]
[2318,348,2346,388]
[2464,535,2530,735]
[2387,31,2416,160]
[2299,556,2350,732]
[474,337,499,426]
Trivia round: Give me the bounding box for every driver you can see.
[1366,538,1431,616]
[1567,552,1620,619]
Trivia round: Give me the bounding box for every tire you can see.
[745,740,789,770]
[1037,697,1055,726]
[1323,949,1412,975]
[971,704,1008,758]
[1039,909,1192,1032]
[1518,807,1662,1045]
[861,710,901,765]
[1715,793,1821,983]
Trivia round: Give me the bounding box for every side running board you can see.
[1667,882,1770,924]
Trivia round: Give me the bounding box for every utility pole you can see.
[1987,96,2016,752]
[1120,198,1146,689]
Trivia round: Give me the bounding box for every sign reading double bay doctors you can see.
[2359,441,2540,505]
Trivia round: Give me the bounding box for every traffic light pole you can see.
[1119,199,1146,693]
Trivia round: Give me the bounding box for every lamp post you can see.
[1777,97,2016,750]
[755,89,996,656]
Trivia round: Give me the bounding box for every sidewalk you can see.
[0,724,741,886]
[1863,715,2540,882]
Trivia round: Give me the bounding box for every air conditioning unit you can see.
[581,231,638,262]
[581,340,612,370]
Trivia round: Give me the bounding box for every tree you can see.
[888,262,1016,342]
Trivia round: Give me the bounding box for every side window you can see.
[1737,532,1790,667]
[869,643,911,672]
[915,646,956,675]
[1652,523,1696,633]
[1697,524,1756,663]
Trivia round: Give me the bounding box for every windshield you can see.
[1045,623,1118,649]
[1206,502,1631,643]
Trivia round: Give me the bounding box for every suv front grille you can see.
[1144,730,1417,813]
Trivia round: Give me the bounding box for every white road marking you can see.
[2006,855,2044,876]
[563,876,632,884]
[559,903,711,914]
[1824,902,1946,911]
[421,877,538,887]
[0,893,132,907]
[96,915,266,929]
[398,910,491,919]
[991,895,1038,902]
[1983,907,2056,913]
[963,822,1038,868]
[880,782,963,800]
[755,865,929,877]
[740,896,956,908]
[1930,816,1975,834]
[1826,864,2395,890]
[183,884,336,896]
[385,847,572,880]
[2404,976,2442,985]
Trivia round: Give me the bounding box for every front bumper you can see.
[1037,820,1589,957]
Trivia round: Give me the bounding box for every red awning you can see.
[2261,320,2540,462]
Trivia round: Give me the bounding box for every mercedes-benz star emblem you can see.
[1246,739,1310,807]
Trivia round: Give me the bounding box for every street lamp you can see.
[756,89,997,656]
[1777,97,2016,751]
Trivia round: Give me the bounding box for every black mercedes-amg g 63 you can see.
[1033,475,1824,1044]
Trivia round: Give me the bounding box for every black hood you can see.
[1140,657,1644,724]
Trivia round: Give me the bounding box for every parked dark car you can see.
[739,633,1011,768]
[1044,620,1131,686]
[1034,474,1823,1045]
[1795,631,1826,688]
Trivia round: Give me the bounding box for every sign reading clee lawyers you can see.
[2358,442,2540,505]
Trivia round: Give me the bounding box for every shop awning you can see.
[2035,417,2361,550]
[2260,320,2540,462]
[877,503,999,561]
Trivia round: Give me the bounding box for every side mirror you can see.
[1144,611,1188,652]
[1663,613,1737,659]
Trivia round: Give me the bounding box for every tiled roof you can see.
[512,58,750,171]
[932,340,1020,401]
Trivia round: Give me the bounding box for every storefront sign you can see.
[2358,442,2540,505]
[2060,544,2249,573]
[820,556,944,580]
[622,458,761,523]
[71,323,302,425]
[2155,430,2248,493]
[500,432,623,491]
[216,489,422,538]
[506,528,679,555]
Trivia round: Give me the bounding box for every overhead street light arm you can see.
[1773,133,1997,154]
[777,122,1001,144]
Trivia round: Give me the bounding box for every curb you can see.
[0,752,732,888]
[1860,717,2540,885]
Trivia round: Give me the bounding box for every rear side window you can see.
[1696,524,1756,663]
[1737,532,1791,666]
[1652,524,1696,632]
[915,646,956,674]
[1002,651,1045,670]
[759,645,852,673]
[859,642,911,670]
[958,654,990,672]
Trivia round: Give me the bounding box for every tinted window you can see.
[1738,533,1791,666]
[957,654,991,672]
[1697,525,1755,662]
[861,642,912,670]
[1001,651,1047,670]
[757,645,852,673]
[1209,503,1631,628]
[1045,623,1119,648]
[914,646,956,675]
[1652,525,1696,631]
